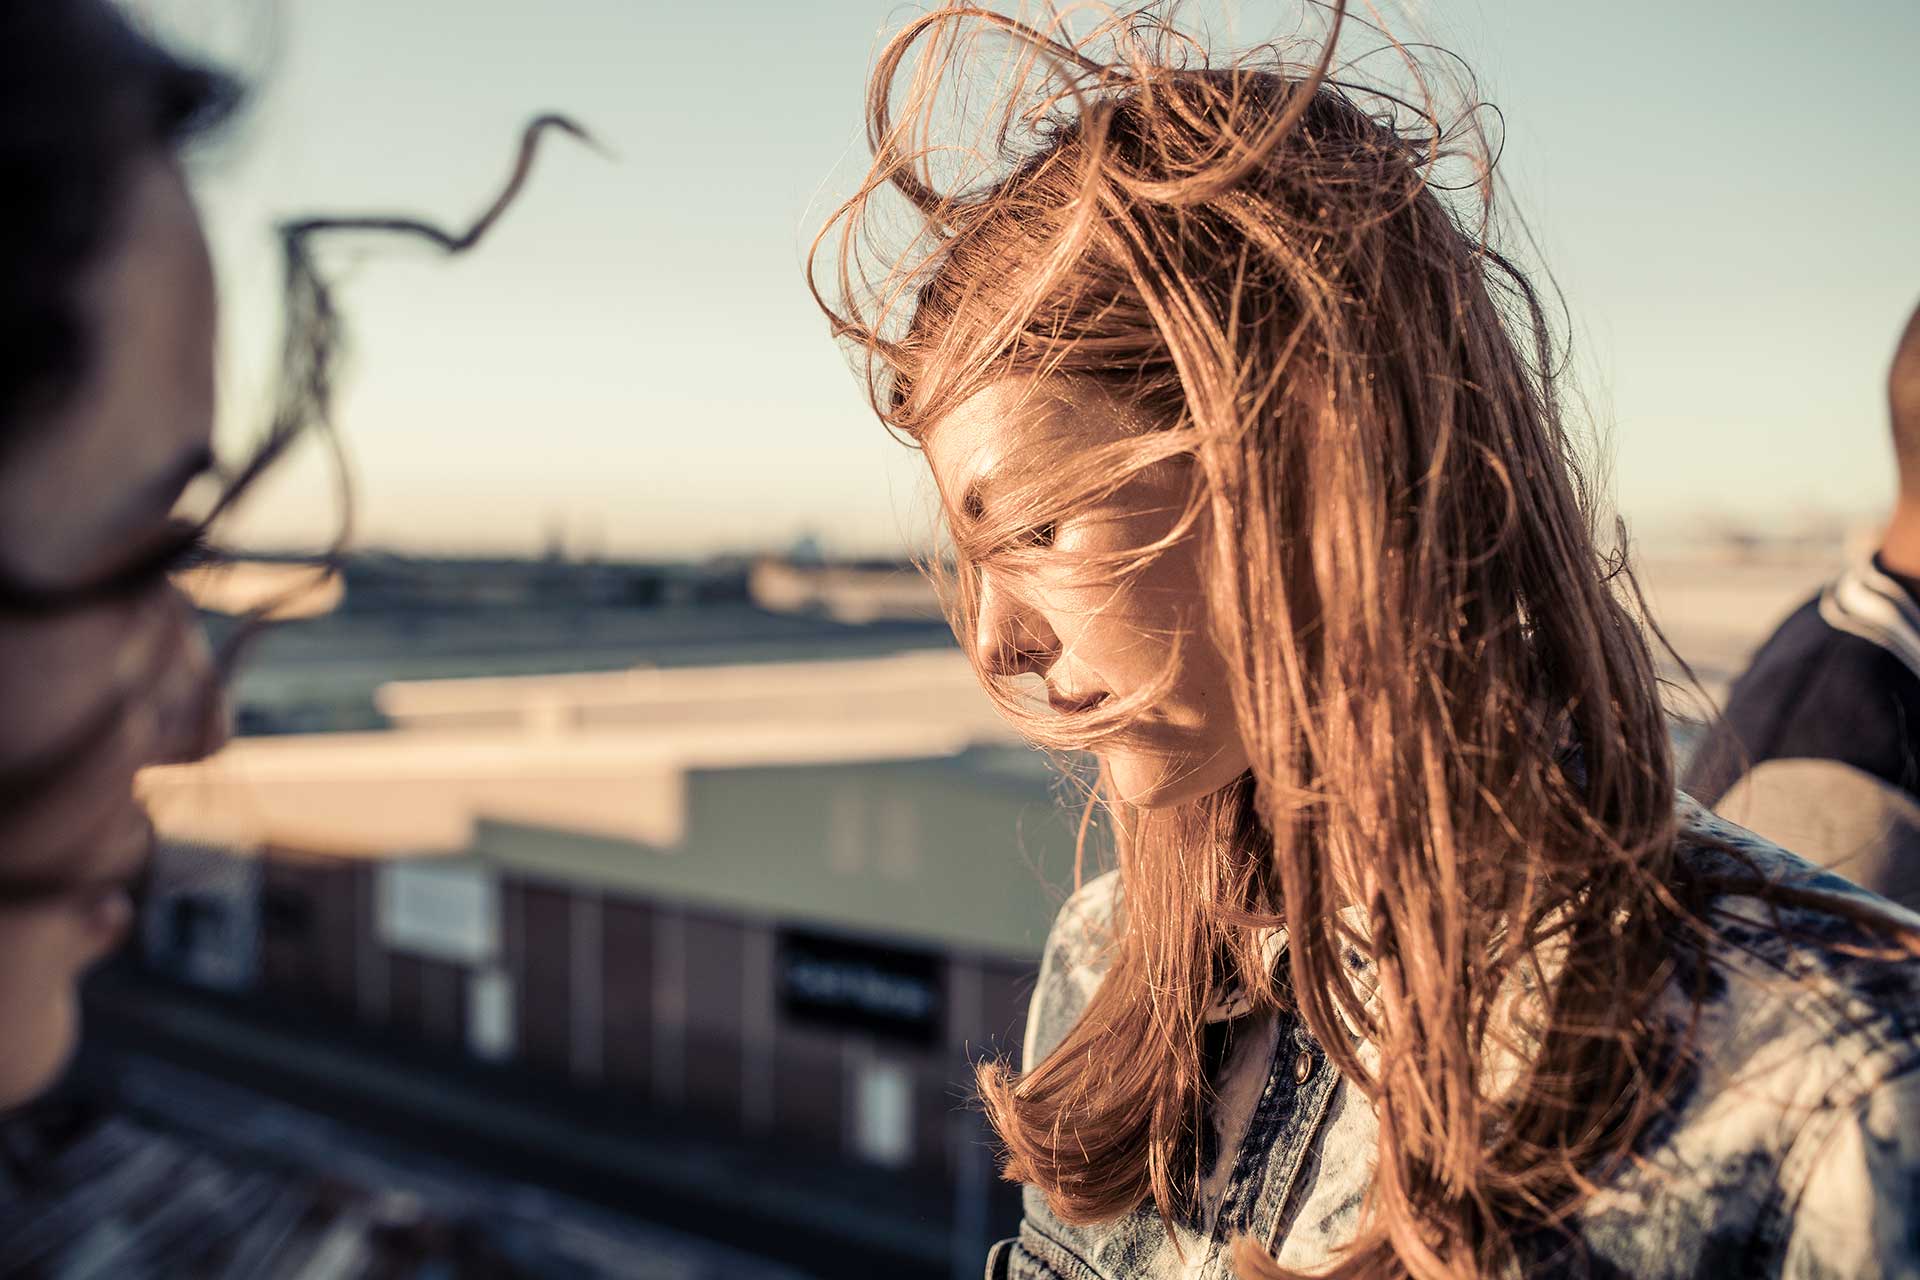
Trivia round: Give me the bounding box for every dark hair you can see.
[0,0,239,445]
[0,0,586,901]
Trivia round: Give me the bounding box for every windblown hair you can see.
[0,0,237,453]
[811,5,1711,1277]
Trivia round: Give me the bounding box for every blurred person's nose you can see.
[975,570,1057,680]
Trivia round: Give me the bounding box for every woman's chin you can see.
[1106,751,1247,810]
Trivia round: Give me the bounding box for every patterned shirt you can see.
[989,797,1920,1279]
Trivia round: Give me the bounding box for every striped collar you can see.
[1819,555,1920,681]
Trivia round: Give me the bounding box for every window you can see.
[467,966,515,1063]
[376,860,499,965]
[853,1057,913,1168]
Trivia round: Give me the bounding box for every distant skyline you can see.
[145,0,1920,558]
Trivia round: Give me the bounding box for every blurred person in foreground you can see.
[813,5,1920,1278]
[1685,299,1920,908]
[0,5,576,1275]
[0,0,237,1111]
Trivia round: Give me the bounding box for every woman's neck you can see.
[1878,500,1920,581]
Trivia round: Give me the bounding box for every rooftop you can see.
[471,748,1084,960]
[141,651,1083,958]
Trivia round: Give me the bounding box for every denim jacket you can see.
[986,797,1920,1279]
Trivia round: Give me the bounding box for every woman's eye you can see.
[974,520,1060,563]
[1019,521,1058,549]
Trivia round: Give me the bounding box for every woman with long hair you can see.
[812,5,1920,1277]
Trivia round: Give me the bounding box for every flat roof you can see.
[374,648,1013,733]
[471,750,1089,961]
[140,720,1008,856]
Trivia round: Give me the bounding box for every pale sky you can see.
[143,0,1920,559]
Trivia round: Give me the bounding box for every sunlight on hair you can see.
[808,4,1720,1277]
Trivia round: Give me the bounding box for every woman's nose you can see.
[974,571,1056,679]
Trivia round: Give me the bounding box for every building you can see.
[747,556,945,624]
[134,651,1094,1275]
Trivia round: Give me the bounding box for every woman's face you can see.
[0,153,226,1106]
[924,378,1250,808]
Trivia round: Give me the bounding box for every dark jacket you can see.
[1687,558,1920,807]
[1685,558,1920,905]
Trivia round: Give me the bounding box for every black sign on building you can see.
[776,929,943,1045]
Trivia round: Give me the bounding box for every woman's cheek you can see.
[0,608,129,777]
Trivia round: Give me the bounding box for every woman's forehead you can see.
[0,155,215,588]
[923,378,1135,506]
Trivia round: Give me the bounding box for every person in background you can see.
[1685,298,1920,907]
